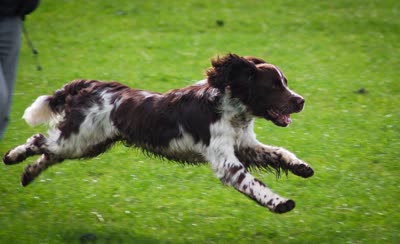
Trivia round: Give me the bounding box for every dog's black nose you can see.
[292,96,305,110]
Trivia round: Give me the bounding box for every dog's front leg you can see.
[236,143,314,178]
[207,148,295,213]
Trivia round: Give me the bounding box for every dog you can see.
[3,54,313,214]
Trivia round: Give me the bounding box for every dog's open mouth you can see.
[266,110,292,127]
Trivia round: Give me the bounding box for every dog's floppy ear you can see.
[206,53,257,90]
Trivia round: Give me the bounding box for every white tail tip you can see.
[23,95,53,126]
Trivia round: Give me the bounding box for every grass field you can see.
[1,0,399,243]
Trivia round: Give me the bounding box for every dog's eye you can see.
[270,80,284,90]
[270,84,283,91]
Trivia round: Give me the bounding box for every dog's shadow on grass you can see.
[62,229,159,244]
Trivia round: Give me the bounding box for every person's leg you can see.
[0,17,22,139]
[0,66,8,139]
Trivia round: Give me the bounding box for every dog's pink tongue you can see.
[279,114,291,125]
[286,114,292,124]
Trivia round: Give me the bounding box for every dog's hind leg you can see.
[17,134,118,186]
[3,134,48,165]
[18,130,119,186]
[21,153,63,186]
[2,133,64,186]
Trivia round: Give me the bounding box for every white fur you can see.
[6,145,26,161]
[48,91,119,158]
[206,114,289,208]
[23,95,53,126]
[207,119,236,179]
[168,126,207,154]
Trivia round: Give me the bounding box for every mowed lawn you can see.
[1,0,399,243]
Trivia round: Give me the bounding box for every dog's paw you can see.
[3,149,25,165]
[287,158,314,178]
[3,145,34,165]
[272,199,296,214]
[3,150,14,165]
[21,165,35,187]
[290,163,314,178]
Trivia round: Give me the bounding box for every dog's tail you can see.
[23,80,98,127]
[23,83,69,126]
[23,95,55,126]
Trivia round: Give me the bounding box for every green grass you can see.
[1,0,399,243]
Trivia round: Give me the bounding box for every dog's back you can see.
[21,79,222,162]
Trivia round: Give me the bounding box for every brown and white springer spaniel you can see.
[3,54,313,214]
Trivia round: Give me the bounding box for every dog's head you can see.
[207,53,304,127]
